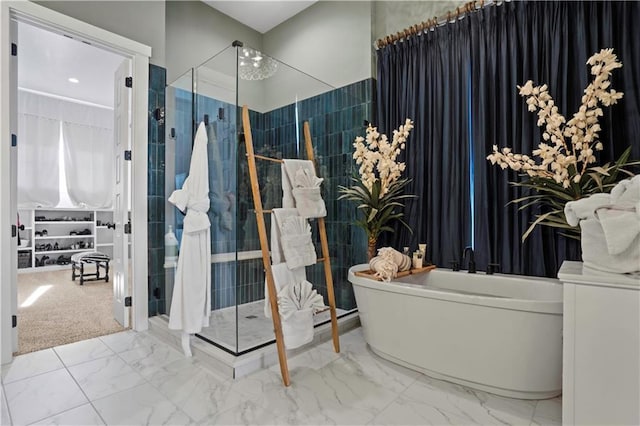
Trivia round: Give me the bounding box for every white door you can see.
[113,59,131,327]
[9,16,19,352]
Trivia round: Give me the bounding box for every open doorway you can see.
[14,21,128,354]
[1,1,150,365]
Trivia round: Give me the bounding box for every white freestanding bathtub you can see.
[348,264,563,399]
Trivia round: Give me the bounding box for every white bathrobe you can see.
[168,122,212,334]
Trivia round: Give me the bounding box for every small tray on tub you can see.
[354,264,437,281]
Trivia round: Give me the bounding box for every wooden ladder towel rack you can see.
[241,105,340,387]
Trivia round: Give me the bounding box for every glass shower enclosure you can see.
[164,42,368,355]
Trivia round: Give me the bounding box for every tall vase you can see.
[367,236,378,262]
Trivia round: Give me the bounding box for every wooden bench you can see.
[71,251,110,285]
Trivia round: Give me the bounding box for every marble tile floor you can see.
[1,326,561,425]
[197,300,350,353]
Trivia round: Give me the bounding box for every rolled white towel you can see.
[369,256,398,282]
[377,247,411,271]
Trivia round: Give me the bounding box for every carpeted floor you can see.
[16,269,125,355]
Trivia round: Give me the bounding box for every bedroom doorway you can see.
[1,1,151,364]
[13,20,127,354]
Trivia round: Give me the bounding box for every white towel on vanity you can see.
[579,218,640,273]
[564,193,611,226]
[565,176,640,273]
[596,204,640,256]
[610,175,640,205]
[594,175,640,259]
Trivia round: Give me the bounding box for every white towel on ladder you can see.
[281,159,327,218]
[278,280,325,349]
[280,216,317,268]
[264,263,306,318]
[270,208,299,265]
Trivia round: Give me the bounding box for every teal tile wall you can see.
[148,64,166,316]
[235,78,374,311]
[283,79,373,310]
[196,96,241,311]
[166,78,373,313]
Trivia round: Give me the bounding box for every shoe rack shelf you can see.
[17,209,114,272]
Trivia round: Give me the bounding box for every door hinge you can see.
[125,76,132,88]
[11,43,17,56]
[11,225,16,238]
[124,296,132,307]
[11,134,17,147]
[124,150,132,161]
[153,287,161,299]
[124,221,131,234]
[12,315,17,328]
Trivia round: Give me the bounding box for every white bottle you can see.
[164,225,179,267]
[412,251,423,270]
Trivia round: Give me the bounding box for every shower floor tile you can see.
[196,300,349,353]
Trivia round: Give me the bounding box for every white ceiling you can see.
[17,2,316,105]
[17,22,125,107]
[202,1,317,33]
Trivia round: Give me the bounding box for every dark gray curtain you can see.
[376,21,472,269]
[471,1,640,277]
[376,0,639,277]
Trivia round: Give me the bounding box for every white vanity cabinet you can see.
[559,261,640,425]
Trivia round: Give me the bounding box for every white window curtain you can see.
[17,112,61,208]
[62,122,114,209]
[18,90,115,209]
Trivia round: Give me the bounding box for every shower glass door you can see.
[193,46,242,352]
[164,42,368,355]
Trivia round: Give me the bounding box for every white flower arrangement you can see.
[486,48,638,241]
[339,119,416,258]
[487,48,623,189]
[353,119,414,197]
